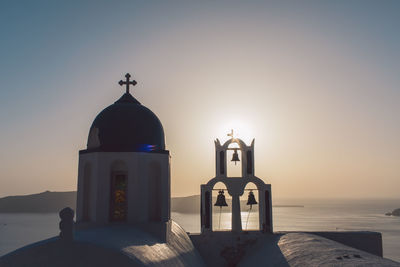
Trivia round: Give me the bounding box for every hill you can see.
[0,191,303,213]
[0,191,199,213]
[0,191,197,213]
[171,195,201,213]
[0,191,76,213]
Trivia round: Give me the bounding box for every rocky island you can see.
[386,209,400,216]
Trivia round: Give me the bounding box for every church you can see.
[76,73,171,239]
[0,74,205,266]
[0,74,395,267]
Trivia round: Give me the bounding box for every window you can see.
[110,174,127,221]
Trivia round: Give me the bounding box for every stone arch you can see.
[241,182,259,230]
[109,160,128,222]
[245,176,267,191]
[82,162,91,222]
[222,138,247,150]
[218,137,253,178]
[212,181,231,230]
[226,142,241,177]
[206,177,228,190]
[148,161,162,222]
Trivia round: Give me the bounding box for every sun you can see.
[216,118,254,144]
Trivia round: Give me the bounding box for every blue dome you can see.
[85,93,165,153]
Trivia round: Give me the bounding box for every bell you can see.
[245,191,258,230]
[247,191,258,206]
[231,149,240,165]
[214,190,228,207]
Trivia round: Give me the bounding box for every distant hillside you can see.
[0,191,197,213]
[171,195,201,214]
[0,191,76,213]
[171,195,246,214]
[0,192,225,214]
[0,191,201,213]
[0,191,302,213]
[171,195,304,214]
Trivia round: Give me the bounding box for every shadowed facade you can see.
[76,73,171,239]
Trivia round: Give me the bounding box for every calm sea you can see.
[0,198,399,262]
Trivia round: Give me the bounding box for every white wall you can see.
[76,151,170,225]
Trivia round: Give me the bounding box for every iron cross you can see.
[227,129,234,138]
[118,73,137,94]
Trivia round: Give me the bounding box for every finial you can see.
[118,73,137,94]
[227,129,234,139]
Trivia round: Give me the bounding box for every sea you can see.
[0,198,399,262]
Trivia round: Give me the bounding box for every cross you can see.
[118,73,137,94]
[227,129,234,138]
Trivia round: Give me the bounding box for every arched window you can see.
[212,182,231,230]
[82,163,91,222]
[109,161,128,222]
[227,143,241,177]
[240,182,259,230]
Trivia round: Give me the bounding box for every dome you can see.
[85,92,165,152]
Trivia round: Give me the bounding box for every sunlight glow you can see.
[216,118,254,144]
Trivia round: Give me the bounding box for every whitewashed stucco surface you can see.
[0,221,205,267]
[239,233,400,267]
[75,221,205,266]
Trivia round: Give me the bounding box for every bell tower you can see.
[200,132,273,233]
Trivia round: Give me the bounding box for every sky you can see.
[0,0,399,198]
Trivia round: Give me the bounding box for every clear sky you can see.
[0,0,399,198]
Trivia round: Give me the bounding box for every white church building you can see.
[76,73,171,237]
